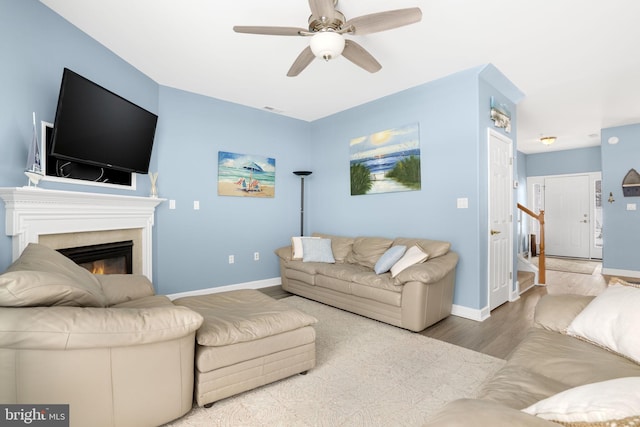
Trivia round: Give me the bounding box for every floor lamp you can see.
[293,171,312,236]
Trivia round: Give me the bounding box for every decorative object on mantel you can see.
[293,171,312,236]
[349,123,421,196]
[24,112,44,187]
[490,96,511,133]
[149,172,158,198]
[622,169,640,197]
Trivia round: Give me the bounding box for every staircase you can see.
[516,203,545,291]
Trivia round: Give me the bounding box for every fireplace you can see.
[57,241,133,275]
[0,187,164,280]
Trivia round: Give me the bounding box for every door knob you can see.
[580,219,588,223]
[491,229,501,235]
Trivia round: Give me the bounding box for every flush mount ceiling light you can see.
[540,136,556,145]
[310,31,345,61]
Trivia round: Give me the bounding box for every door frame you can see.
[487,129,514,311]
[527,172,602,259]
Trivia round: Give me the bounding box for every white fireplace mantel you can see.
[0,187,164,279]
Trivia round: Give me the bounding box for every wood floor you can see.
[262,261,613,360]
[421,267,611,359]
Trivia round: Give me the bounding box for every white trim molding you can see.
[0,187,164,279]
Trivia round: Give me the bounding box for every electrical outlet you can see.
[228,255,234,264]
[254,252,260,261]
[169,200,176,210]
[194,200,200,210]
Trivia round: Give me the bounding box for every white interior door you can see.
[545,175,590,258]
[488,130,513,311]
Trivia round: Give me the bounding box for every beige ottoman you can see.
[173,289,317,407]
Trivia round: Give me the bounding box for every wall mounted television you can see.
[50,68,158,174]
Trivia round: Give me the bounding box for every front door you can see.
[545,175,590,258]
[488,130,513,311]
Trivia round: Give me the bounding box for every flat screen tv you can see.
[50,68,158,174]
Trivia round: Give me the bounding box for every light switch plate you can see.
[627,203,636,211]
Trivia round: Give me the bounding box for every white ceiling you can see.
[40,0,640,154]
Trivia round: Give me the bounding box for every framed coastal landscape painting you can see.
[218,151,275,198]
[349,123,421,195]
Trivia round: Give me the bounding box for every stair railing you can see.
[517,203,546,285]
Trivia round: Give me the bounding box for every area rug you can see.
[531,256,601,275]
[165,296,505,427]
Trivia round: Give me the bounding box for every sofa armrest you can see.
[394,251,458,285]
[274,246,293,261]
[423,399,559,427]
[95,274,156,306]
[0,306,203,350]
[534,294,595,332]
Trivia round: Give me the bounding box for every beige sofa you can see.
[424,289,640,426]
[0,243,204,427]
[275,233,458,332]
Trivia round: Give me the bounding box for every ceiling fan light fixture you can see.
[540,136,556,145]
[309,31,345,61]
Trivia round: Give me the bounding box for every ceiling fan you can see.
[233,0,422,76]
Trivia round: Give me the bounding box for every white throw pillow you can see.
[390,245,428,278]
[291,236,320,260]
[522,377,640,424]
[566,283,640,364]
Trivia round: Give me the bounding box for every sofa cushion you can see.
[374,245,406,274]
[345,237,393,269]
[522,377,640,425]
[95,274,155,306]
[0,270,106,307]
[566,283,640,364]
[481,328,640,409]
[390,245,428,278]
[312,233,354,263]
[173,289,317,347]
[302,238,335,263]
[393,237,450,259]
[534,294,595,333]
[424,399,559,427]
[3,243,106,307]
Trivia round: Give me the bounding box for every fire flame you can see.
[92,261,106,275]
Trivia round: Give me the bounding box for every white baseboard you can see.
[451,304,490,322]
[601,267,640,279]
[166,277,281,300]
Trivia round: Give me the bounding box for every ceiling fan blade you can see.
[308,0,336,20]
[287,46,316,77]
[342,40,381,73]
[233,26,306,36]
[343,7,422,35]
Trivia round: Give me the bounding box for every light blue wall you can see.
[307,66,519,310]
[526,146,601,176]
[0,0,158,270]
[601,123,640,271]
[153,87,309,294]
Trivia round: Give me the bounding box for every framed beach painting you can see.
[349,123,421,196]
[218,151,275,198]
